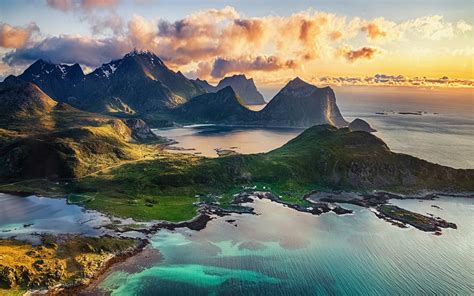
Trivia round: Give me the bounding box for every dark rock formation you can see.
[349,118,376,132]
[216,74,266,105]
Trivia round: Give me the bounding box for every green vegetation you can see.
[0,236,141,291]
[1,125,473,223]
[0,80,160,181]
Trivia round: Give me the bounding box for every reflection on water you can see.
[154,110,473,168]
[336,86,474,169]
[153,125,303,157]
[91,197,474,295]
[0,193,111,240]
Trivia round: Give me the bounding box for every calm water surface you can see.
[153,125,303,158]
[0,193,111,240]
[88,197,474,295]
[154,99,473,168]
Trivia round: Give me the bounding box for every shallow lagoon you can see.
[88,197,474,295]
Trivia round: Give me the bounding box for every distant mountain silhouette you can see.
[216,74,266,105]
[175,77,348,128]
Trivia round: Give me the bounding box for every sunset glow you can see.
[1,0,472,88]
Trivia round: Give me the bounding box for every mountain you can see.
[17,59,84,102]
[0,77,57,118]
[174,87,251,122]
[216,74,266,105]
[263,125,473,190]
[258,78,347,127]
[11,51,205,115]
[348,118,376,133]
[192,78,217,93]
[0,78,160,180]
[175,77,348,128]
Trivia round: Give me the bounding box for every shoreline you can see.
[1,189,472,294]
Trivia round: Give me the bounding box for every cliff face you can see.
[257,78,347,127]
[216,74,266,105]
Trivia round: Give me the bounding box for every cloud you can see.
[328,31,343,41]
[89,12,124,35]
[46,0,74,11]
[46,0,119,13]
[361,23,386,39]
[3,35,131,67]
[211,56,298,78]
[315,74,473,88]
[1,7,471,81]
[337,46,378,62]
[399,15,454,40]
[0,23,40,49]
[456,20,472,33]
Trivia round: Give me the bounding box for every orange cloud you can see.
[361,23,387,39]
[329,31,343,41]
[0,23,39,49]
[338,46,378,62]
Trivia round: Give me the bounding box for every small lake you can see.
[86,196,474,295]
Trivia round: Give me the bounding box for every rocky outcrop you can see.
[124,118,160,142]
[349,118,376,132]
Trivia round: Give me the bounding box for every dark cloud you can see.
[3,35,130,67]
[211,56,297,78]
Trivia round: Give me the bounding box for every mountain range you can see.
[6,51,348,128]
[175,77,348,127]
[0,60,472,193]
[192,74,266,105]
[11,51,205,114]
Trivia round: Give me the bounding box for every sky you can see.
[0,0,473,88]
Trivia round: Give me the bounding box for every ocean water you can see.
[336,86,474,169]
[153,125,303,158]
[88,197,474,295]
[0,193,111,240]
[154,87,474,169]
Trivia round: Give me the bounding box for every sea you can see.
[1,86,473,295]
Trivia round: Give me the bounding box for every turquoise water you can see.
[90,197,474,295]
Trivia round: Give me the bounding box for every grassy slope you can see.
[0,102,157,180]
[44,125,471,222]
[1,125,472,222]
